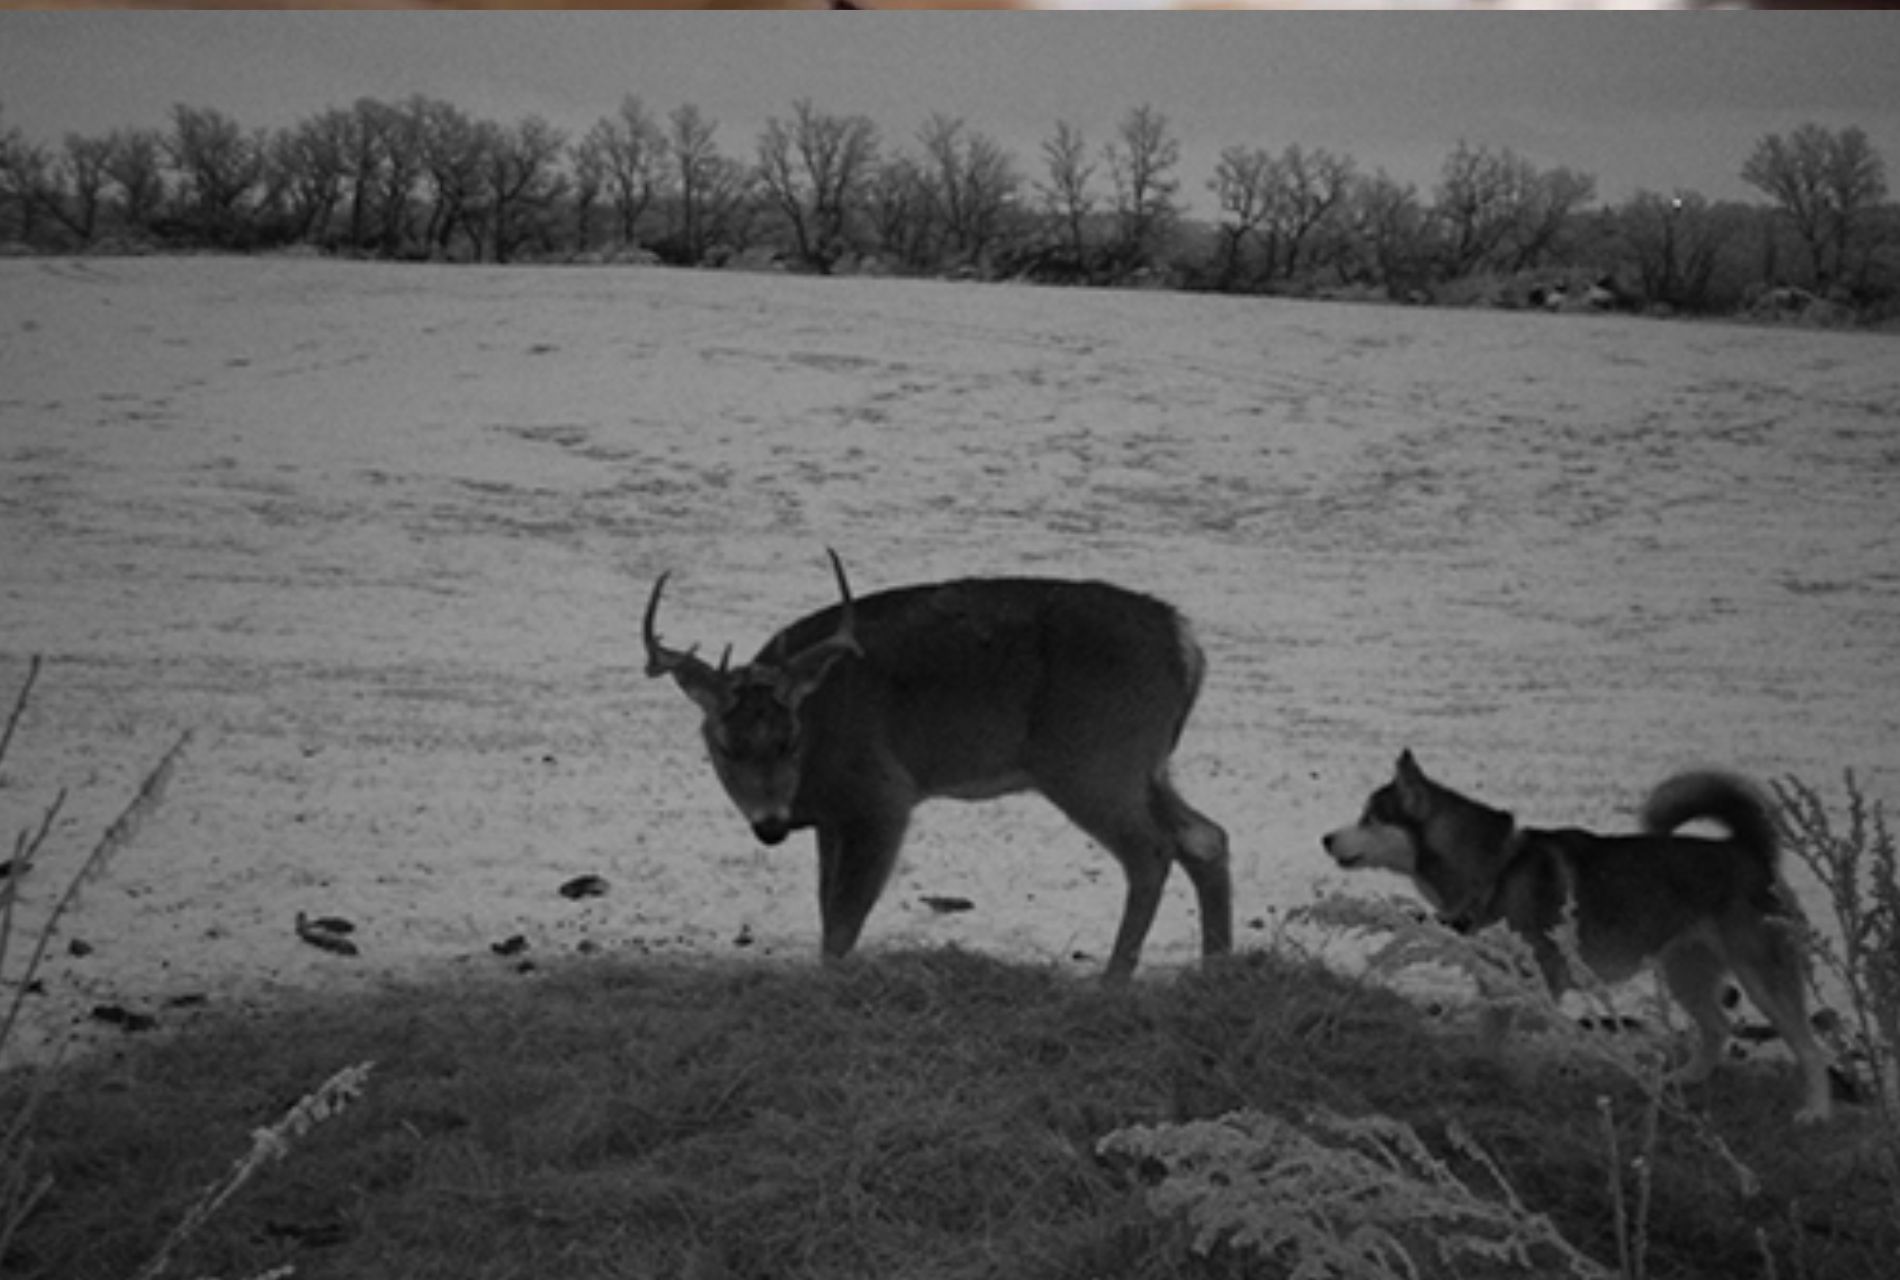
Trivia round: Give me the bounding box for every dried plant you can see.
[1772,772,1900,1128]
[1100,1105,1611,1278]
[1296,890,1761,1276]
[130,1060,373,1280]
[1,657,190,1267]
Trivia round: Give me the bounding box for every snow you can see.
[2,255,1895,1062]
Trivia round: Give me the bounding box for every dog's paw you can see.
[1792,1102,1832,1127]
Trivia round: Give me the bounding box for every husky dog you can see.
[1323,751,1831,1123]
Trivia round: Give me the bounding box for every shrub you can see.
[1773,773,1900,1135]
[2,658,192,1262]
[1100,1106,1610,1279]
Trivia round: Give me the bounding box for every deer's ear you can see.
[670,665,730,718]
[777,644,855,711]
[773,548,861,710]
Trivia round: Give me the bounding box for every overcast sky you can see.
[2,13,1896,211]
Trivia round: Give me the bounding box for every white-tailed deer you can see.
[644,551,1232,981]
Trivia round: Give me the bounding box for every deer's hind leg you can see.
[1036,767,1182,983]
[1152,773,1232,962]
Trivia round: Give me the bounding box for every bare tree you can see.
[1037,120,1096,269]
[570,129,606,254]
[481,115,568,264]
[373,99,428,256]
[1744,124,1837,287]
[1821,128,1890,291]
[868,153,931,271]
[582,95,667,250]
[1208,145,1273,290]
[1503,165,1596,273]
[916,115,964,264]
[103,127,167,238]
[0,117,103,247]
[414,98,486,261]
[667,103,724,264]
[1434,140,1533,278]
[0,104,18,238]
[320,95,429,255]
[757,98,880,272]
[1262,144,1356,282]
[1104,104,1181,276]
[251,129,291,241]
[339,97,395,251]
[270,109,350,245]
[700,153,761,261]
[1743,123,1888,290]
[1431,141,1598,280]
[916,114,1018,271]
[957,131,1017,268]
[48,134,114,244]
[1342,169,1429,298]
[0,121,51,243]
[1206,144,1356,291]
[1620,190,1746,312]
[167,103,262,246]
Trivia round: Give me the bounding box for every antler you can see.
[642,572,686,676]
[802,548,863,660]
[648,554,861,712]
[825,548,857,637]
[643,571,732,708]
[774,549,864,697]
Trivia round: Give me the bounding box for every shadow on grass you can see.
[6,946,1895,1279]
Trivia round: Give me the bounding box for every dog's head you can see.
[1322,750,1517,923]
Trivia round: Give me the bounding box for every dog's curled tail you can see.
[1641,770,1778,865]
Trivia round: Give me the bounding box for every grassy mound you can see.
[5,946,1895,1279]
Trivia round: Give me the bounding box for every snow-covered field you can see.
[2,256,1895,1062]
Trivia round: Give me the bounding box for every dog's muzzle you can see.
[1320,830,1363,868]
[752,817,792,846]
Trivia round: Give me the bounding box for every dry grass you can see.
[1,657,191,1270]
[5,942,1896,1280]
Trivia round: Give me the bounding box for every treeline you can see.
[2,96,1895,322]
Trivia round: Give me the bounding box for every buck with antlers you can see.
[643,551,1232,981]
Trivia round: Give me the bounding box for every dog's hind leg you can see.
[1723,918,1833,1124]
[1659,941,1731,1087]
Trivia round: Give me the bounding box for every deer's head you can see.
[645,550,862,845]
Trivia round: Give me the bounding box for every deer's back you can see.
[762,578,1204,795]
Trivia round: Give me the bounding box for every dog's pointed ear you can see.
[1394,750,1429,807]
